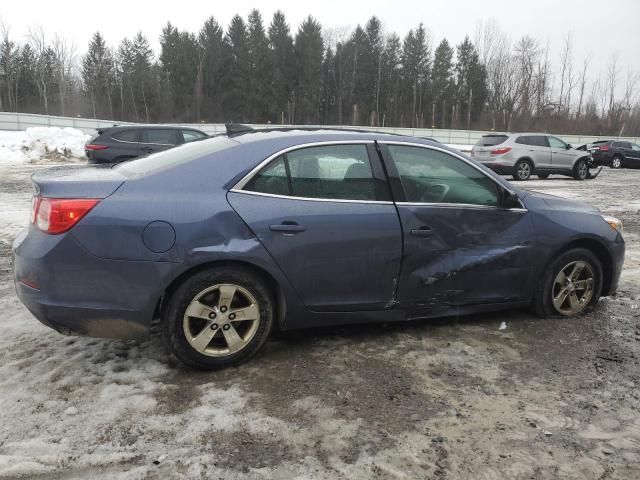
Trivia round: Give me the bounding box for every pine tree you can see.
[82,32,115,118]
[431,38,454,127]
[247,9,271,122]
[268,11,295,123]
[198,17,225,121]
[455,36,487,128]
[223,15,250,121]
[294,16,324,124]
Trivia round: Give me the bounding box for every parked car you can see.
[584,139,640,169]
[84,125,209,164]
[14,127,624,369]
[471,133,593,181]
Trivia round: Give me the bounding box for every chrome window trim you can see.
[380,140,528,211]
[396,201,527,213]
[228,189,394,205]
[232,140,375,191]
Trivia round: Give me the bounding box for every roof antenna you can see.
[225,123,254,136]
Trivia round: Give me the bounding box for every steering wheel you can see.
[420,183,450,203]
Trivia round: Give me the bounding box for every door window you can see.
[386,145,501,206]
[145,129,177,145]
[631,144,640,151]
[548,136,568,149]
[244,144,386,201]
[111,130,140,142]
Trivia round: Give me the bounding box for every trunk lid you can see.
[31,165,126,199]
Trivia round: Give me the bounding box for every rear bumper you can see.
[12,227,177,340]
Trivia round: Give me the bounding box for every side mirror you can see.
[502,191,521,209]
[566,143,572,149]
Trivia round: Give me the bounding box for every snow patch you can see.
[0,127,89,165]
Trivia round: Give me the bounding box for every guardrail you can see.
[2,112,638,145]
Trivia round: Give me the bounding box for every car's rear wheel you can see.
[513,159,532,181]
[164,266,274,369]
[532,248,602,317]
[573,159,589,180]
[611,156,622,169]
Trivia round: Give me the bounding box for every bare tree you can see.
[618,69,638,136]
[52,34,76,117]
[606,52,619,127]
[574,55,591,131]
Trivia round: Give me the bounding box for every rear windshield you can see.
[114,136,237,176]
[475,135,508,147]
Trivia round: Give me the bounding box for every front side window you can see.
[548,136,568,149]
[244,144,385,201]
[145,129,177,145]
[386,145,501,207]
[631,144,640,151]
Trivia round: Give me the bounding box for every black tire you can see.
[538,174,550,179]
[611,155,623,169]
[164,266,274,370]
[513,159,533,181]
[532,248,603,318]
[573,159,589,180]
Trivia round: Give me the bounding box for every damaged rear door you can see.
[228,142,402,312]
[379,142,534,316]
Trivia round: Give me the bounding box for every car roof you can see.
[227,128,442,148]
[105,125,205,131]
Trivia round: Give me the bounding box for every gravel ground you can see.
[0,163,639,479]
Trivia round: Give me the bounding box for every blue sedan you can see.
[13,127,625,369]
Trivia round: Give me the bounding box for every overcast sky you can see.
[2,0,639,81]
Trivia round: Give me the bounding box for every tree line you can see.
[0,13,638,136]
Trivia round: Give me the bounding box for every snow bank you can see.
[0,127,89,165]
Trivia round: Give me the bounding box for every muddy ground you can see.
[0,163,639,479]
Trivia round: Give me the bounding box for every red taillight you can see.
[85,144,109,151]
[490,147,512,155]
[33,197,100,234]
[599,146,609,151]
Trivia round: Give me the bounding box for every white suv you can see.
[471,133,592,181]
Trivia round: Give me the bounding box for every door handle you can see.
[141,146,153,151]
[410,226,433,237]
[269,222,306,233]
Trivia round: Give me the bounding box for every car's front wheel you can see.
[164,266,274,369]
[533,248,603,317]
[573,159,589,180]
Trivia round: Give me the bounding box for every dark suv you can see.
[85,125,209,164]
[587,140,640,169]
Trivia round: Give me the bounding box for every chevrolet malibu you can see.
[13,128,625,369]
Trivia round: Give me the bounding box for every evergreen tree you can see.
[198,16,225,121]
[294,16,324,124]
[247,9,271,122]
[82,32,115,118]
[401,24,430,127]
[455,36,487,127]
[223,15,250,121]
[431,38,454,127]
[268,11,295,123]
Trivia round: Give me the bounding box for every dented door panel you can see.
[395,204,534,314]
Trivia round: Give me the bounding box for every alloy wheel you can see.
[612,157,621,169]
[577,161,588,179]
[551,260,594,315]
[517,162,531,180]
[183,284,260,357]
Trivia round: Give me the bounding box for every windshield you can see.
[114,136,237,176]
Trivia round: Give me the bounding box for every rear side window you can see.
[145,129,177,145]
[244,144,386,201]
[528,136,548,147]
[475,135,508,147]
[387,145,501,207]
[613,141,631,149]
[182,130,208,143]
[111,130,140,142]
[114,136,237,176]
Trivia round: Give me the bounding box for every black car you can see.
[587,139,640,169]
[85,125,209,164]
